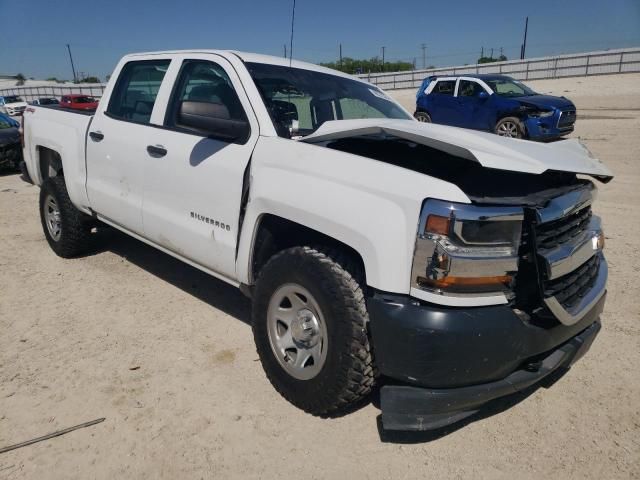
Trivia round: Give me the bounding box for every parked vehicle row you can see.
[414,74,577,141]
[22,50,611,431]
[0,113,21,171]
[0,94,100,116]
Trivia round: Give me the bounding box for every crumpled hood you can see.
[518,94,574,110]
[301,119,613,182]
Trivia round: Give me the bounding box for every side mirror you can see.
[478,91,489,100]
[178,101,250,143]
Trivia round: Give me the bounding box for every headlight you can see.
[528,109,554,118]
[411,199,524,302]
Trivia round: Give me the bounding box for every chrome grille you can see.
[543,254,600,309]
[535,205,592,251]
[515,186,606,326]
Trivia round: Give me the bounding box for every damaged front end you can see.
[302,119,611,431]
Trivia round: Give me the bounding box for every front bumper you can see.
[367,291,605,431]
[524,109,575,140]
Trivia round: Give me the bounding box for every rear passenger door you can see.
[428,79,458,125]
[140,54,259,280]
[86,58,171,235]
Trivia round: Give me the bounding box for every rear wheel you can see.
[414,111,432,123]
[39,176,92,258]
[252,246,375,416]
[495,117,524,139]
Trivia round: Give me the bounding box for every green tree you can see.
[477,54,508,64]
[79,76,101,83]
[320,57,414,74]
[15,73,26,86]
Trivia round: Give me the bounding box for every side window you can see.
[458,80,485,97]
[433,80,455,96]
[165,60,247,134]
[107,59,170,124]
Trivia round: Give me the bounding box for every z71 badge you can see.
[190,211,231,231]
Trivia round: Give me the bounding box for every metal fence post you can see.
[619,53,624,73]
[585,55,590,75]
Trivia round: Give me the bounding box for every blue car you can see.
[414,74,576,141]
[0,112,20,128]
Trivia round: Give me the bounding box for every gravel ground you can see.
[1,73,639,479]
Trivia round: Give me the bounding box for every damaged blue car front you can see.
[414,74,576,141]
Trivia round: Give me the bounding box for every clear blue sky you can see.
[2,0,639,80]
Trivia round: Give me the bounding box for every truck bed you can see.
[22,104,94,211]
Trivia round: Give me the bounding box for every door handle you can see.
[146,145,167,157]
[89,131,104,141]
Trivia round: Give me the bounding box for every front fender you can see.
[236,136,470,294]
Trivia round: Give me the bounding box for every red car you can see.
[59,94,99,111]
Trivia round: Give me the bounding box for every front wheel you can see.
[252,246,376,416]
[495,117,525,138]
[414,111,432,123]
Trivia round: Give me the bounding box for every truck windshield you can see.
[485,79,537,97]
[4,96,22,103]
[247,63,411,137]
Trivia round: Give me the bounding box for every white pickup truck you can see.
[22,50,613,431]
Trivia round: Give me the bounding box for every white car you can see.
[0,95,28,116]
[22,50,612,431]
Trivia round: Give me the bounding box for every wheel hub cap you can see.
[266,284,328,380]
[291,309,321,347]
[44,195,62,241]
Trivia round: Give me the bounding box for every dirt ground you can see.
[1,73,639,479]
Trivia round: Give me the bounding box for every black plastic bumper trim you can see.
[380,320,600,431]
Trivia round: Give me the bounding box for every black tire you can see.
[495,116,525,139]
[252,246,376,416]
[39,176,92,258]
[414,111,432,123]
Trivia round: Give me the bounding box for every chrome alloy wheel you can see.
[497,121,519,137]
[44,194,62,241]
[266,283,328,380]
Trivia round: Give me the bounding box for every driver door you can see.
[454,79,492,130]
[141,54,260,279]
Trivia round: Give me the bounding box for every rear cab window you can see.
[107,59,171,124]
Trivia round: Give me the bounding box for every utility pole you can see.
[413,57,416,70]
[421,43,427,69]
[500,47,504,57]
[284,44,287,58]
[66,44,77,83]
[381,46,386,72]
[490,48,494,59]
[481,46,484,59]
[520,16,529,59]
[339,43,343,70]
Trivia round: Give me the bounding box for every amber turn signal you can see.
[419,275,513,291]
[425,214,450,235]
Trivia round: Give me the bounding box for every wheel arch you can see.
[247,213,367,288]
[37,146,64,181]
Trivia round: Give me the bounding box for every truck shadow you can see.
[375,367,570,443]
[86,225,571,441]
[91,225,252,325]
